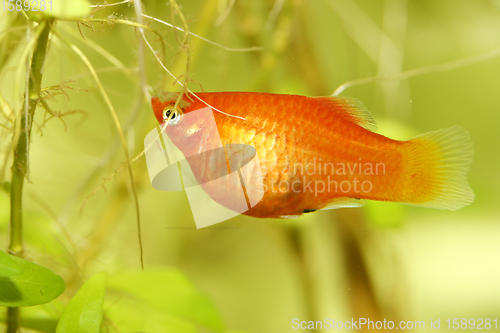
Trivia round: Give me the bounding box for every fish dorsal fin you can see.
[314,97,377,132]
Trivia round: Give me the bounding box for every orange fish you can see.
[151,91,474,218]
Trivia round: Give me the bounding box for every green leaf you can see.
[0,250,21,277]
[56,272,106,333]
[0,256,65,307]
[107,268,224,332]
[105,296,199,333]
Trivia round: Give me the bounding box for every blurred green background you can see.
[1,0,499,332]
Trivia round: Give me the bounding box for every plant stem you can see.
[8,21,51,257]
[6,20,51,333]
[5,308,18,333]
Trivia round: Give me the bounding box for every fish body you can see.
[152,91,474,218]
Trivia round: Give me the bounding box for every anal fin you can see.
[321,197,365,210]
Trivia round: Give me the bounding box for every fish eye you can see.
[162,106,182,125]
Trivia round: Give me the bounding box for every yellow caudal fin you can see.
[402,126,474,210]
